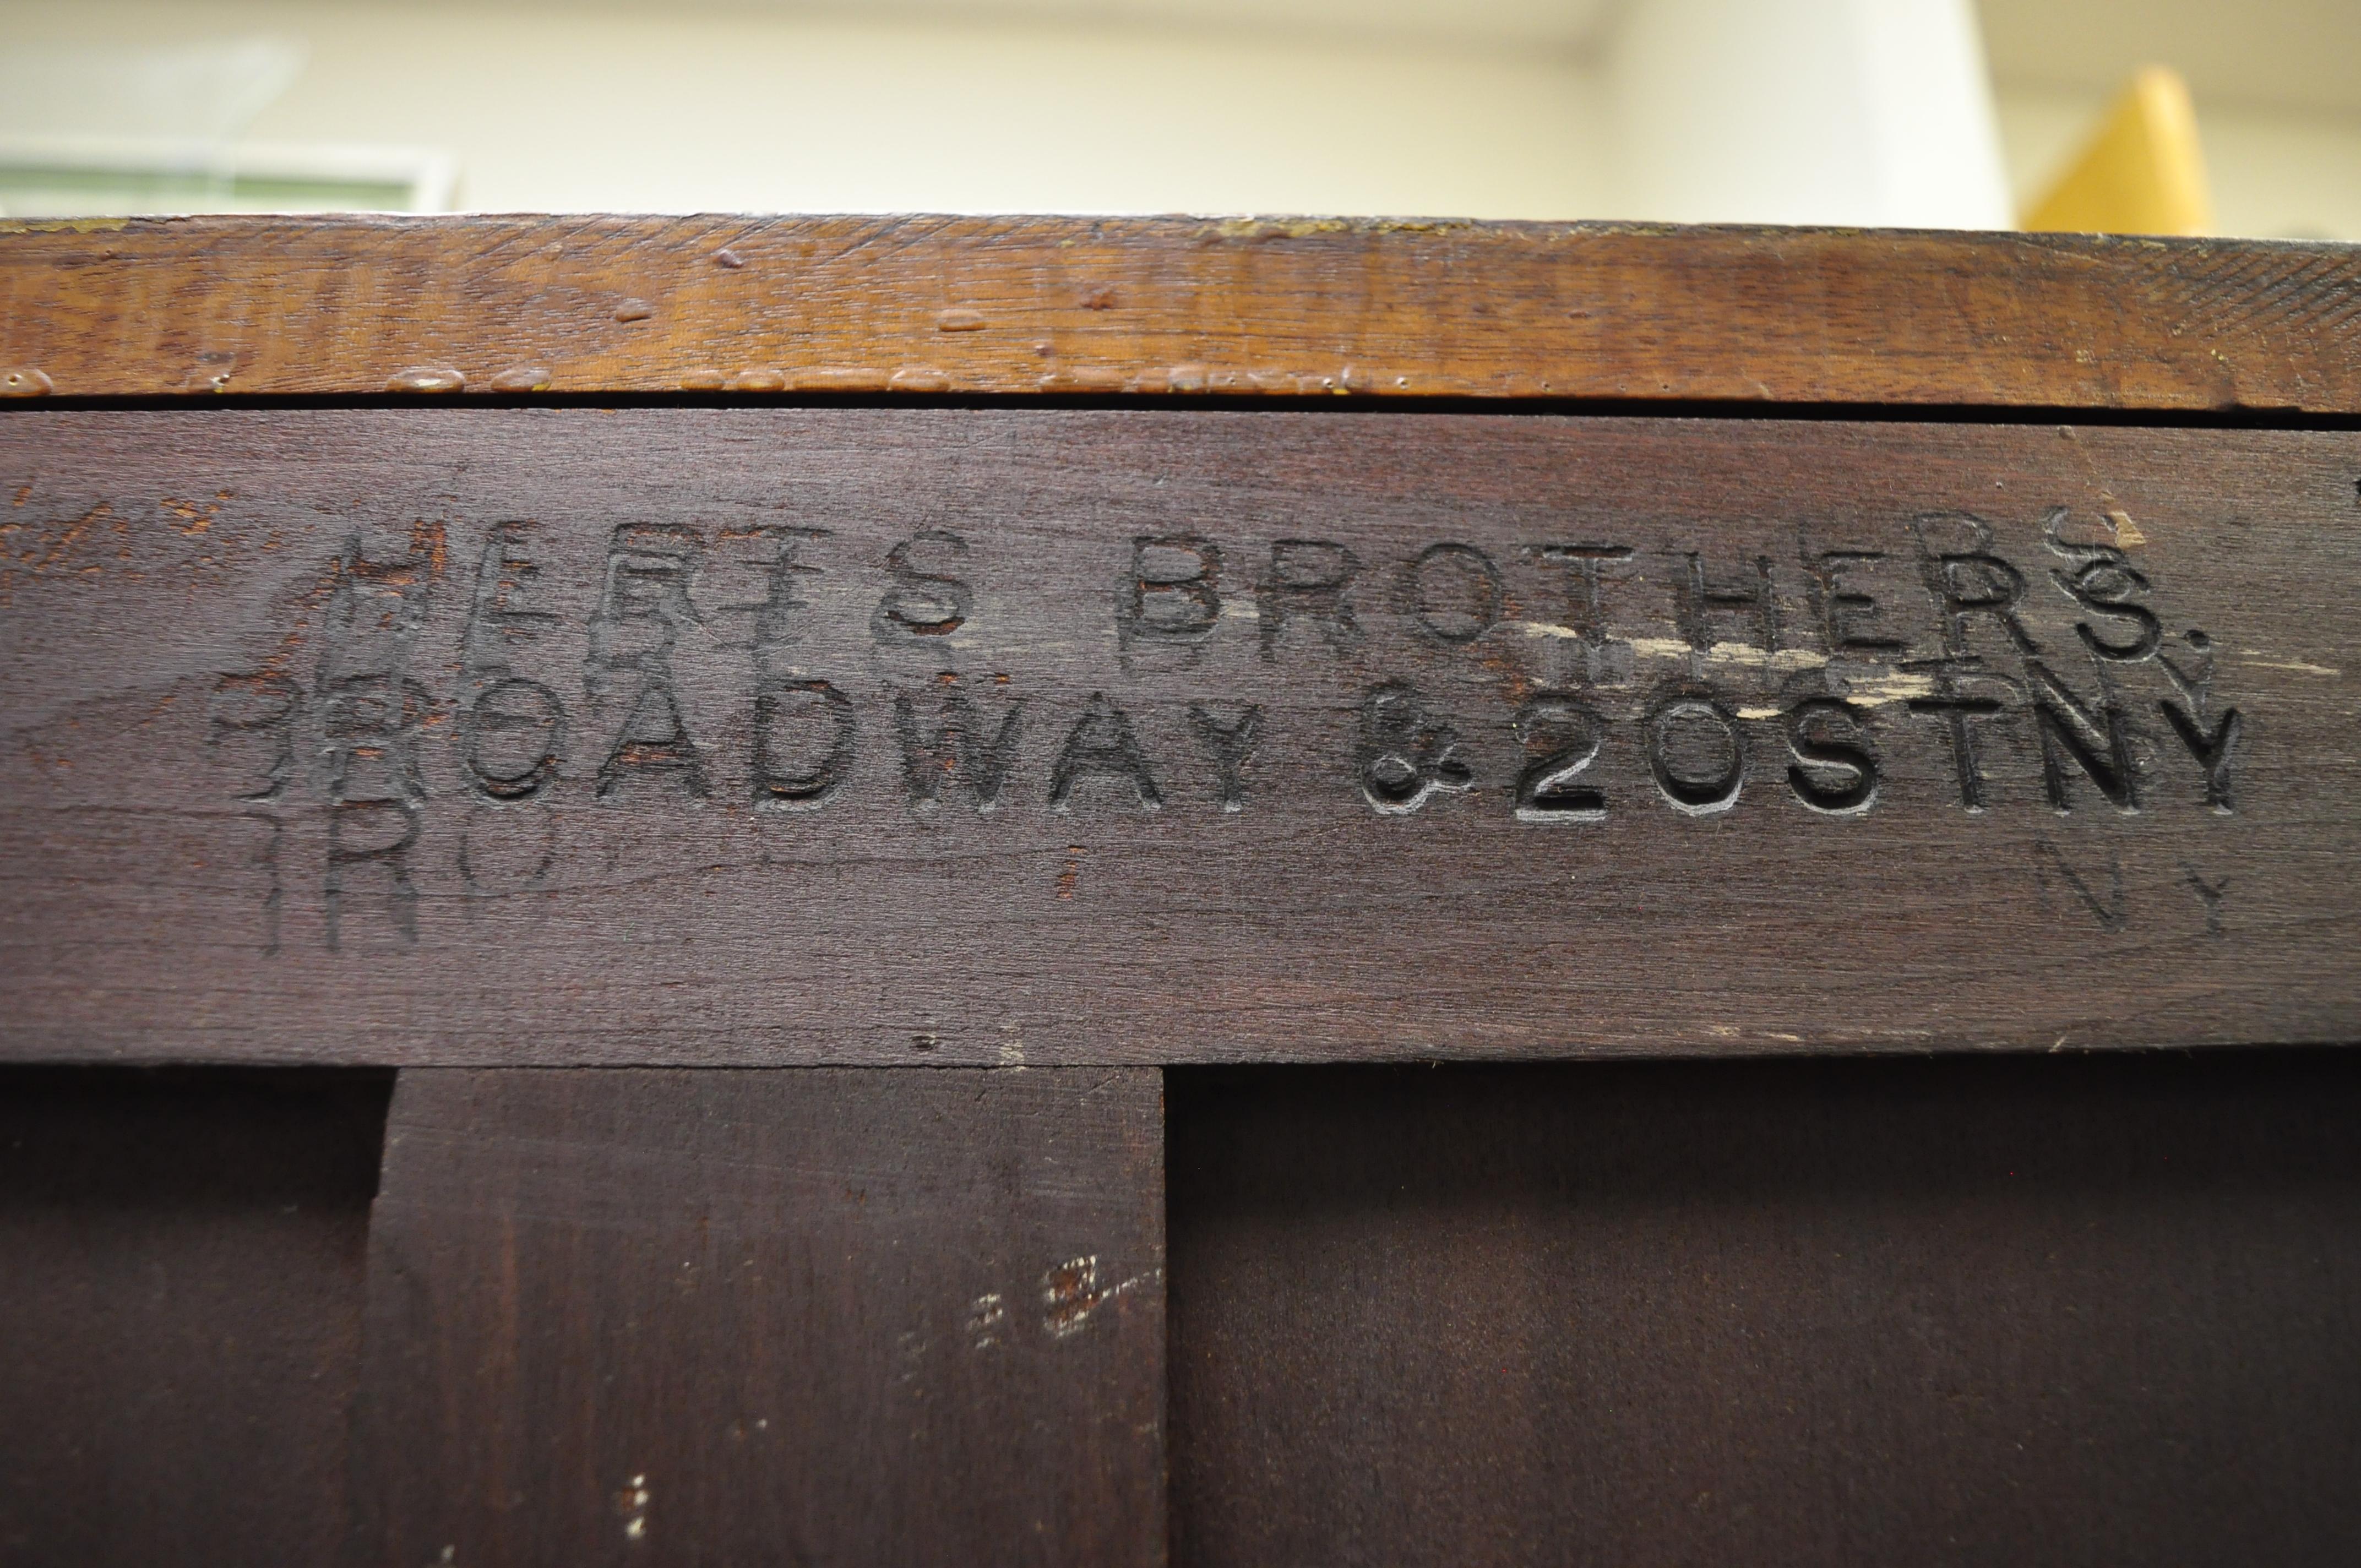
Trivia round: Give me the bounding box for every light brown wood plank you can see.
[4,216,2360,411]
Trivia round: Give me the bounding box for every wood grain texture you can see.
[5,216,2361,411]
[0,1068,389,1567]
[1168,1054,2361,1566]
[349,1066,1166,1568]
[2,407,2355,1065]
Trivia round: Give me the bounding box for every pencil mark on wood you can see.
[2184,865,2230,937]
[456,809,558,896]
[2032,839,2126,933]
[317,528,439,949]
[327,798,420,950]
[245,810,282,955]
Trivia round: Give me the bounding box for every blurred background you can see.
[1,0,2354,237]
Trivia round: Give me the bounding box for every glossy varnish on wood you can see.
[4,216,2361,410]
[0,408,2352,1064]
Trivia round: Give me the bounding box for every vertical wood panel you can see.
[1169,1053,2361,1566]
[0,1068,389,1567]
[350,1066,1166,1567]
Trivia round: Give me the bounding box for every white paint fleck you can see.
[1039,1256,1162,1339]
[618,1474,651,1543]
[2235,652,2340,677]
[967,1290,1008,1349]
[1508,624,1831,674]
[1041,1255,1103,1337]
[1841,671,1940,706]
[1707,642,1830,671]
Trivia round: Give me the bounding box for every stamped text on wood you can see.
[1,410,2353,1063]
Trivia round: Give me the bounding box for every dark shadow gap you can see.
[11,392,2361,432]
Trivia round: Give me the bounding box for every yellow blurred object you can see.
[2023,67,2213,236]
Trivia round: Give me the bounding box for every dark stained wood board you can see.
[0,1066,389,1567]
[6,216,2361,411]
[1167,1054,2361,1566]
[350,1066,1166,1568]
[1,407,2355,1064]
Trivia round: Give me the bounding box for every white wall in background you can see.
[6,0,2359,236]
[1606,0,2012,227]
[0,0,1615,217]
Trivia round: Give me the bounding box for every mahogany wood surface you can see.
[350,1066,1167,1567]
[1169,1053,2361,1566]
[6,217,2360,1567]
[1,407,2352,1065]
[0,1068,390,1567]
[5,216,2361,411]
